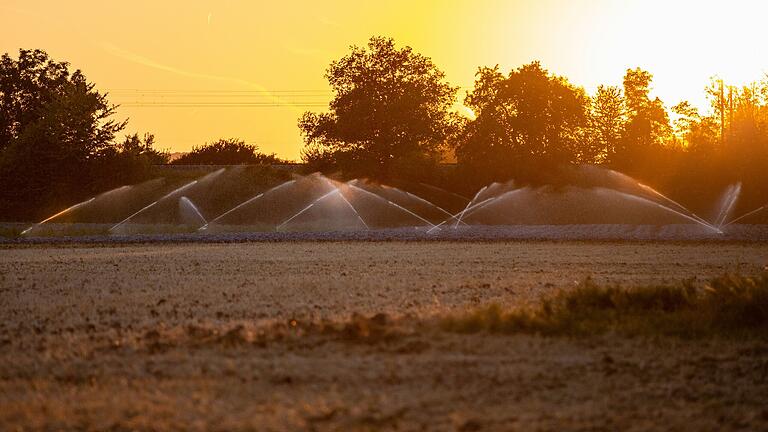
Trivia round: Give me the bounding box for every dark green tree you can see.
[298,36,458,180]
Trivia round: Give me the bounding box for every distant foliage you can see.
[612,68,672,169]
[117,133,170,166]
[4,40,768,221]
[589,85,625,163]
[100,133,171,184]
[636,75,768,214]
[299,36,458,181]
[454,62,589,185]
[172,138,284,165]
[0,49,168,221]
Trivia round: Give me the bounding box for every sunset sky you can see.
[2,0,767,160]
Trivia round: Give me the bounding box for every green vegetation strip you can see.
[442,274,768,338]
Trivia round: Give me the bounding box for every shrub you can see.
[442,274,768,337]
[172,138,285,165]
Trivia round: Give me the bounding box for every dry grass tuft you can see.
[442,274,768,337]
[126,312,407,354]
[125,275,768,350]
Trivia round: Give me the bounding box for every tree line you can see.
[300,37,768,214]
[0,50,281,220]
[2,40,767,221]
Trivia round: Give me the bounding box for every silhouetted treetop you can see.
[589,85,625,162]
[172,138,283,165]
[453,62,588,183]
[0,49,165,220]
[620,68,670,155]
[117,133,170,165]
[299,36,458,180]
[0,49,125,156]
[3,44,768,222]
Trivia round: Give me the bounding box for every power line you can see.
[119,103,329,108]
[105,89,336,93]
[111,94,332,97]
[106,87,474,92]
[108,87,475,108]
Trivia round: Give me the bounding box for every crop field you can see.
[1,241,767,431]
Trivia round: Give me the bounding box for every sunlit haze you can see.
[2,0,766,160]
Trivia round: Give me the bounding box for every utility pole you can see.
[719,79,725,147]
[727,85,733,137]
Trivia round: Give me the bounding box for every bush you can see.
[442,274,768,337]
[172,138,284,165]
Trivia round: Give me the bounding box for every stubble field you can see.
[1,241,767,431]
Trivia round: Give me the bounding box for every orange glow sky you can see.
[2,0,767,160]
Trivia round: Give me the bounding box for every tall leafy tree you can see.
[298,36,458,180]
[117,133,170,166]
[670,101,718,153]
[589,85,626,163]
[0,49,125,159]
[616,68,671,166]
[454,62,588,184]
[0,49,164,220]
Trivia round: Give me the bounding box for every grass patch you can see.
[442,274,768,338]
[0,223,26,238]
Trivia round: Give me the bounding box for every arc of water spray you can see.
[714,183,741,227]
[604,170,712,227]
[21,197,96,235]
[345,183,437,229]
[429,189,526,234]
[723,204,767,228]
[418,182,470,202]
[454,185,488,229]
[276,189,341,231]
[433,186,723,235]
[199,179,298,231]
[714,200,729,228]
[335,189,369,229]
[180,196,208,226]
[380,185,460,221]
[349,179,459,225]
[110,180,199,232]
[428,197,498,234]
[320,178,369,230]
[21,184,135,235]
[110,168,225,233]
[605,189,723,234]
[636,183,714,229]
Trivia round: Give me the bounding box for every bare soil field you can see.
[1,241,768,431]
